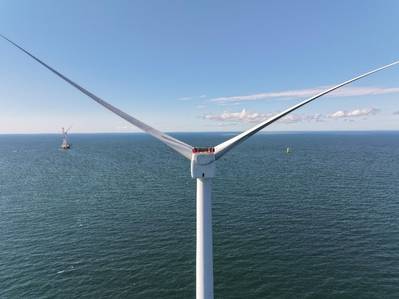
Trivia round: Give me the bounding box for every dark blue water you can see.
[1,132,399,298]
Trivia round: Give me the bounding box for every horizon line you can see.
[1,129,399,135]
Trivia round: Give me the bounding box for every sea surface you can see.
[1,132,399,298]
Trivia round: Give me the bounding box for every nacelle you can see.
[191,148,215,178]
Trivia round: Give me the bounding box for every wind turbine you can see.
[1,34,398,299]
[61,126,71,149]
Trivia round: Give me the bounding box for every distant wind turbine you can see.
[61,126,71,149]
[1,34,398,299]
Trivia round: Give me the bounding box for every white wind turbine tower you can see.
[1,34,398,299]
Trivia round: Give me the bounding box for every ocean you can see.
[1,132,399,298]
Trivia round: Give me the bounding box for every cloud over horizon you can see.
[202,107,380,125]
[210,86,399,104]
[328,108,380,119]
[202,109,307,124]
[203,109,274,123]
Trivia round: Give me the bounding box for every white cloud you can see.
[393,111,399,115]
[202,109,302,124]
[203,109,264,123]
[328,108,380,119]
[210,86,399,104]
[329,110,346,118]
[199,94,207,98]
[202,107,380,125]
[280,114,303,123]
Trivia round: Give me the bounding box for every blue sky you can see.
[0,0,398,133]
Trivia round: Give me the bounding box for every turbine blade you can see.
[214,60,399,160]
[0,34,193,160]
